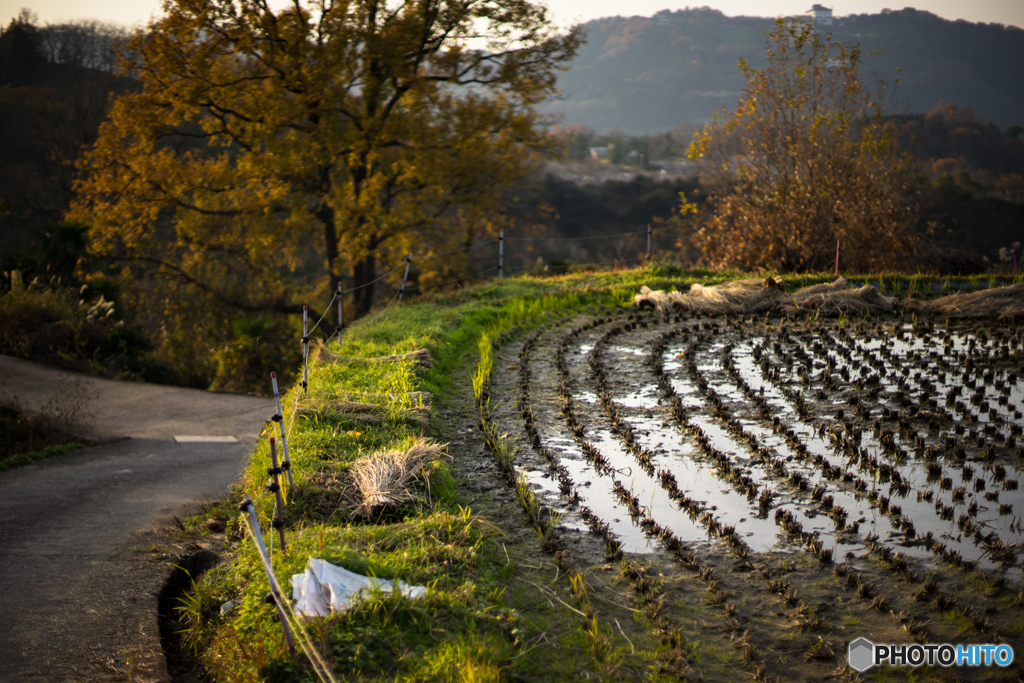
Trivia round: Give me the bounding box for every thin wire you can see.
[357,289,403,324]
[418,240,497,261]
[285,390,301,446]
[316,260,413,343]
[403,266,498,292]
[308,292,338,335]
[341,262,407,294]
[503,257,643,272]
[503,231,645,242]
[333,266,494,339]
[240,513,338,683]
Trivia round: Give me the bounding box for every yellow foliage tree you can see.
[71,0,581,317]
[687,18,919,273]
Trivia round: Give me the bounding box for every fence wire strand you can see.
[504,257,644,272]
[240,513,339,683]
[503,230,645,242]
[308,292,337,335]
[418,240,497,260]
[340,262,408,294]
[403,266,498,292]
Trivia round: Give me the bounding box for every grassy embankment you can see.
[177,266,1017,681]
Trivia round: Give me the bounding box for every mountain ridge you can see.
[544,7,1024,134]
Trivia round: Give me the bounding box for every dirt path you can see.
[0,356,268,682]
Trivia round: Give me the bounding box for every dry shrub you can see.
[916,283,1024,319]
[351,439,447,518]
[689,19,919,273]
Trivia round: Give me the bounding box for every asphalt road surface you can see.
[0,356,269,682]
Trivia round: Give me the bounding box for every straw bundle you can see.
[634,286,685,312]
[792,277,849,299]
[351,439,447,517]
[675,277,788,315]
[913,283,1024,319]
[313,341,433,368]
[789,278,896,316]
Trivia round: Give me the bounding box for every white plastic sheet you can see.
[290,558,426,617]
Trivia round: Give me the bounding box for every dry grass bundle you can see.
[634,286,685,312]
[351,438,447,517]
[916,283,1024,319]
[792,277,849,299]
[636,276,899,317]
[313,341,433,368]
[676,277,788,315]
[296,396,431,427]
[789,277,896,316]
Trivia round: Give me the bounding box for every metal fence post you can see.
[240,496,295,657]
[301,306,309,393]
[398,252,412,301]
[647,224,652,263]
[342,282,350,337]
[268,437,287,553]
[499,229,504,278]
[270,372,295,489]
[835,239,841,276]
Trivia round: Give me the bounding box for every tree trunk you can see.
[353,252,377,316]
[315,199,342,328]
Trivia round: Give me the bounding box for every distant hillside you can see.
[546,7,1024,134]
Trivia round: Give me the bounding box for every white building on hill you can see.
[807,4,833,26]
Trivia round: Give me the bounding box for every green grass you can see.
[183,266,685,682]
[0,441,83,472]
[183,265,1018,681]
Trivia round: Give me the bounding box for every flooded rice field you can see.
[488,307,1024,681]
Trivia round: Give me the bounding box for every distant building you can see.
[806,4,833,26]
[589,146,609,160]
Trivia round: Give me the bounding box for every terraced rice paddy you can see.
[485,306,1024,680]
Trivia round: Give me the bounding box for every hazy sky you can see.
[3,0,1023,30]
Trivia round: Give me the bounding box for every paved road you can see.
[0,356,270,682]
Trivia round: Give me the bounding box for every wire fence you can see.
[294,229,1022,345]
[297,229,656,339]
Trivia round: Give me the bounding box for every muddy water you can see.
[487,312,1024,682]
[567,333,740,549]
[729,325,1024,580]
[724,341,1017,572]
[507,313,1024,577]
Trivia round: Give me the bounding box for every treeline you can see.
[554,123,698,164]
[499,174,701,272]
[0,11,132,246]
[901,103,1024,270]
[544,101,1024,271]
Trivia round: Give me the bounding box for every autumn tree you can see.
[71,0,581,317]
[687,18,919,272]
